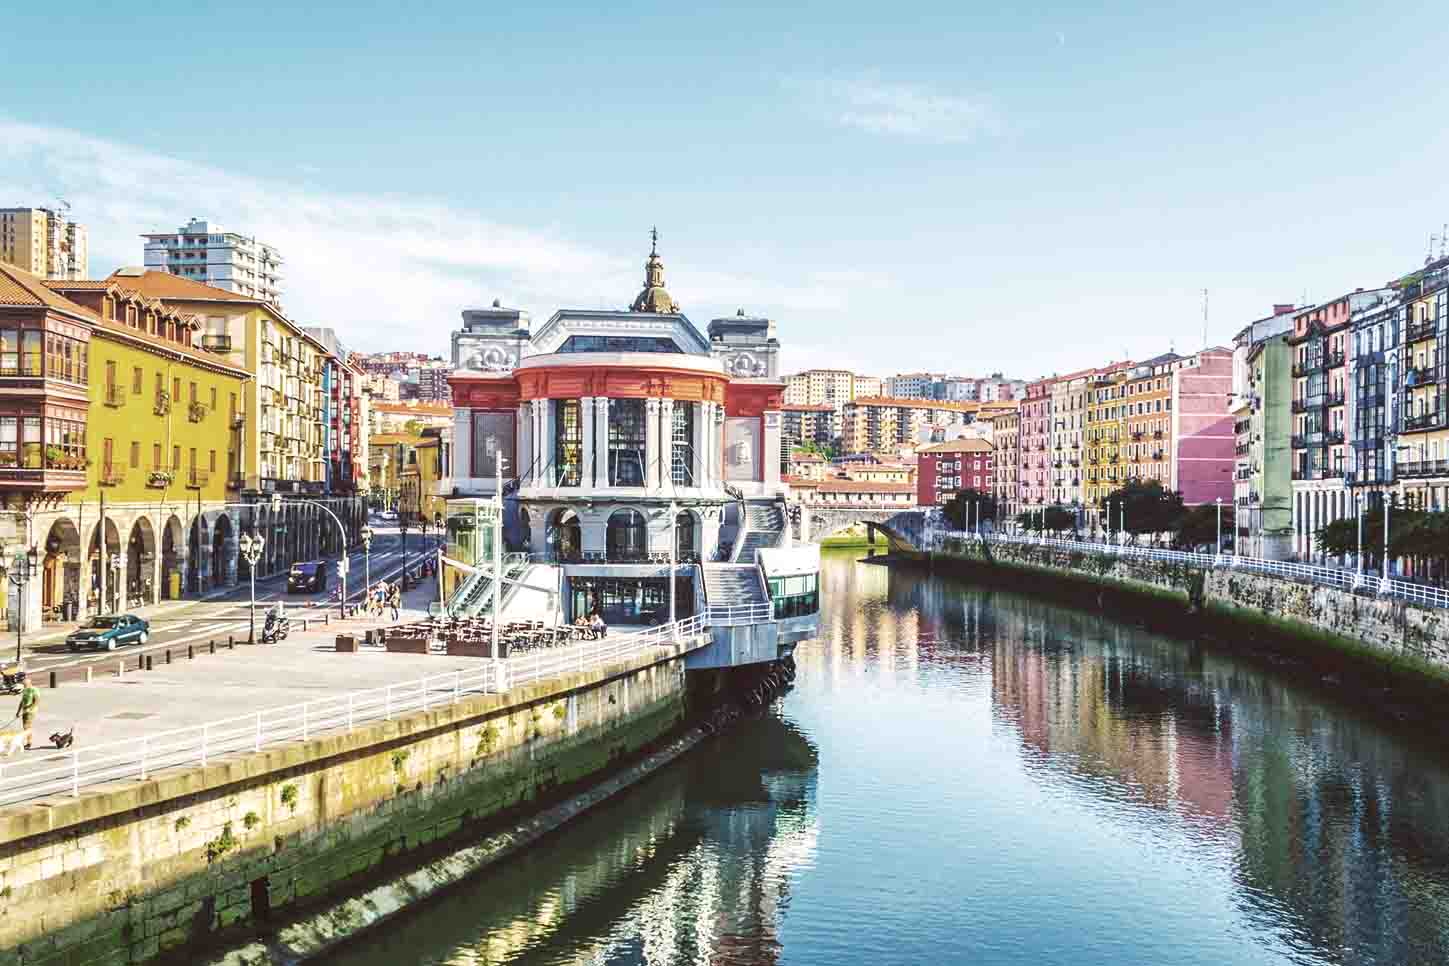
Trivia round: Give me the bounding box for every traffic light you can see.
[336,559,349,579]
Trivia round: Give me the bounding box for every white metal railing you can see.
[0,602,791,807]
[927,530,1449,610]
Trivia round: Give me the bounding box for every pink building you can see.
[1171,348,1235,505]
[1018,377,1054,507]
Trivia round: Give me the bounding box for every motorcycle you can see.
[0,663,25,696]
[261,612,291,645]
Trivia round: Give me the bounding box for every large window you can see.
[554,399,582,486]
[0,330,45,378]
[41,332,87,384]
[608,399,646,486]
[0,412,67,469]
[768,573,820,619]
[606,509,647,561]
[672,402,694,485]
[558,335,682,354]
[472,410,516,480]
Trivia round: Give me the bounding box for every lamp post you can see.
[399,518,409,591]
[1215,497,1223,558]
[238,531,264,643]
[109,555,122,613]
[491,451,507,662]
[1380,498,1392,593]
[4,545,38,664]
[1355,493,1364,585]
[361,525,373,603]
[669,499,678,632]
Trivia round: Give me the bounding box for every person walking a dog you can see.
[15,677,38,751]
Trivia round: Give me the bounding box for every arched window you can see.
[606,509,646,561]
[546,509,580,560]
[674,510,697,561]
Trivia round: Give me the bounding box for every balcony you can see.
[1397,459,1449,479]
[200,333,233,353]
[154,393,171,416]
[1151,450,1165,461]
[1326,350,1345,368]
[185,469,210,489]
[145,468,174,489]
[1405,364,1440,387]
[188,401,207,423]
[1153,430,1164,440]
[1404,412,1445,432]
[1292,360,1322,377]
[1406,320,1438,343]
[104,385,126,408]
[99,464,126,486]
[1325,429,1345,445]
[230,411,246,430]
[228,473,245,490]
[1291,435,1307,449]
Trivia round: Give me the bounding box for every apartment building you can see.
[0,207,87,280]
[1398,262,1449,511]
[1048,370,1093,507]
[142,218,282,306]
[1018,378,1053,508]
[988,408,1020,520]
[1230,306,1297,559]
[917,438,993,508]
[1084,363,1132,529]
[1119,354,1181,491]
[841,396,975,454]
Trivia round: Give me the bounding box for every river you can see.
[321,550,1449,966]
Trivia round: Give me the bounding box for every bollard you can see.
[209,640,216,655]
[302,619,308,632]
[145,655,153,671]
[85,666,92,683]
[228,634,234,647]
[188,644,195,660]
[49,670,58,689]
[117,660,124,678]
[165,649,171,665]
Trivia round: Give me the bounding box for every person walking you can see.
[388,582,401,622]
[15,677,38,751]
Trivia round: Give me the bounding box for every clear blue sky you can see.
[6,1,1449,378]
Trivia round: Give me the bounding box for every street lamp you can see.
[238,531,264,643]
[399,517,409,591]
[109,555,122,612]
[668,500,678,632]
[361,525,373,603]
[1215,497,1223,558]
[4,545,38,664]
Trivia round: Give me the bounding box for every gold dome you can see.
[630,228,680,314]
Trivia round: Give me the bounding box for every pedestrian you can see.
[15,676,38,751]
[388,583,401,622]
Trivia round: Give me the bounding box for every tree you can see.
[1319,503,1449,580]
[1176,502,1234,550]
[1102,480,1185,542]
[1042,504,1077,533]
[943,488,998,529]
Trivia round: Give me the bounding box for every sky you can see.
[5,1,1449,380]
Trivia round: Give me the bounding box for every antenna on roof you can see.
[1202,288,1209,351]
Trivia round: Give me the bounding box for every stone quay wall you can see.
[0,644,692,966]
[930,538,1449,677]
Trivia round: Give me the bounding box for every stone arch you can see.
[161,514,185,599]
[546,507,581,561]
[41,517,81,617]
[126,516,158,608]
[189,514,210,593]
[88,518,122,613]
[606,508,647,562]
[211,513,234,587]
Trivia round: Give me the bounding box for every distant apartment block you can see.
[917,438,994,507]
[143,218,282,305]
[0,206,87,280]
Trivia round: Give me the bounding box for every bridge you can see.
[787,504,930,552]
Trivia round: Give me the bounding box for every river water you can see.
[323,551,1449,966]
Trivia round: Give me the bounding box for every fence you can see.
[927,530,1449,610]
[0,612,721,808]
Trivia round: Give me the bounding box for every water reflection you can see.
[326,552,1449,966]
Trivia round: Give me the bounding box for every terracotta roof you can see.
[919,438,994,454]
[815,479,916,494]
[847,396,979,412]
[783,475,821,487]
[789,450,827,462]
[102,269,260,303]
[781,403,835,412]
[373,402,453,414]
[0,263,97,316]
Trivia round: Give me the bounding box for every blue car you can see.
[66,614,150,651]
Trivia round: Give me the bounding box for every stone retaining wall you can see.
[0,644,692,966]
[933,539,1449,677]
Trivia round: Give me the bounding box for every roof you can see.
[919,438,994,454]
[103,269,260,303]
[815,479,916,494]
[372,401,453,415]
[0,262,98,317]
[781,403,835,412]
[789,450,827,462]
[783,475,821,487]
[847,395,979,412]
[369,433,427,446]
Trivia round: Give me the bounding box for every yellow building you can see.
[92,270,361,578]
[1399,285,1448,508]
[0,265,251,625]
[1084,365,1131,527]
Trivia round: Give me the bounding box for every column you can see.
[453,408,473,485]
[580,397,596,489]
[692,401,709,489]
[707,402,722,486]
[594,397,610,486]
[533,400,548,486]
[516,402,532,485]
[763,411,782,488]
[645,398,662,490]
[659,398,675,491]
[541,400,556,487]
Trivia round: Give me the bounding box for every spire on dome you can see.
[630,227,679,314]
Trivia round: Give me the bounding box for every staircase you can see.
[702,563,769,608]
[732,501,786,564]
[444,554,529,618]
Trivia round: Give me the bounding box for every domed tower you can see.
[630,227,680,314]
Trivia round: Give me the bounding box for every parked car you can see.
[378,509,398,522]
[67,614,150,651]
[288,560,329,593]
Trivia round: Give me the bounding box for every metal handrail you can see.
[0,602,783,807]
[927,530,1449,610]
